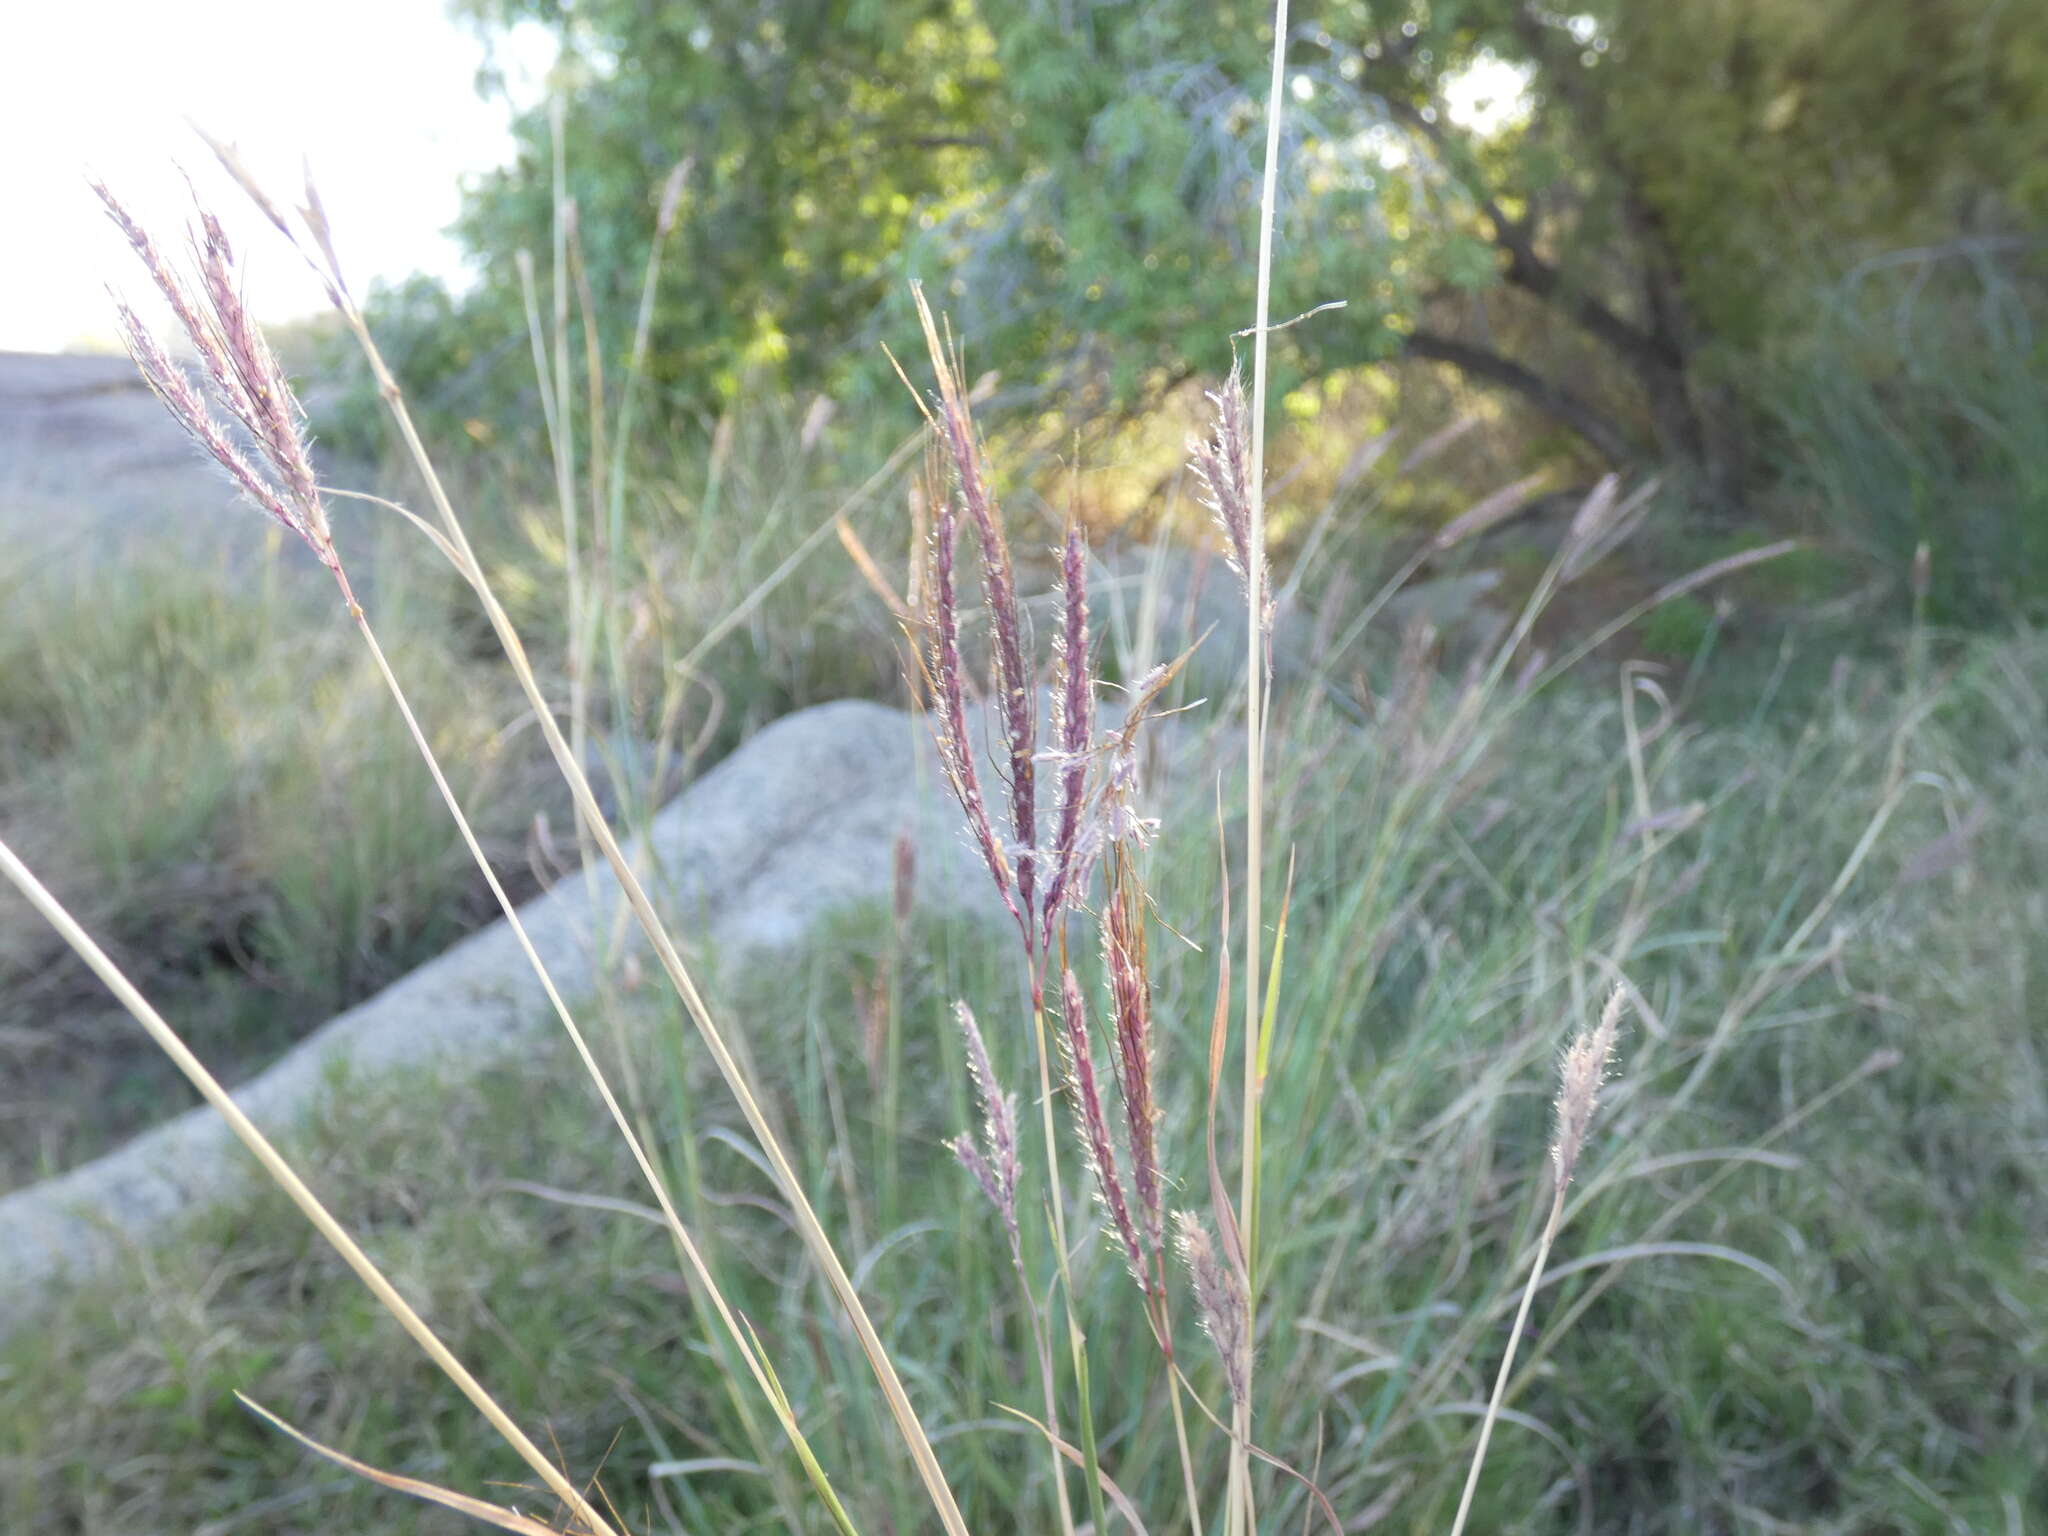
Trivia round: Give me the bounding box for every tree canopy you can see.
[431,0,2047,488]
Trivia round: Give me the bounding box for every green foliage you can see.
[416,0,2048,481]
[445,0,998,411]
[1762,252,2048,621]
[0,549,537,1182]
[1637,591,1715,658]
[5,624,2043,1531]
[0,381,915,1189]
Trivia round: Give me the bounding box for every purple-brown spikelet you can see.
[1188,370,1271,636]
[1094,662,1175,852]
[1174,1211,1248,1409]
[95,181,343,587]
[93,184,216,377]
[950,1001,1021,1247]
[927,492,1022,936]
[110,300,292,531]
[1103,852,1163,1265]
[191,209,321,519]
[913,287,1038,953]
[953,402,1038,937]
[1039,522,1094,953]
[1058,965,1146,1284]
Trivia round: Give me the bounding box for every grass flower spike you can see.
[950,1001,1022,1250]
[1174,1211,1249,1411]
[1060,965,1147,1284]
[1450,983,1631,1536]
[94,182,344,593]
[1040,521,1094,954]
[1553,983,1626,1190]
[1189,370,1271,643]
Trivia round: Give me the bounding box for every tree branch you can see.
[1379,94,1680,376]
[1401,329,1640,466]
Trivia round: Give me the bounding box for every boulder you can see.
[0,699,1009,1337]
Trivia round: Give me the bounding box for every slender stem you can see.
[1032,1000,1083,1536]
[349,615,860,1526]
[1003,1228,1075,1536]
[549,108,585,825]
[1235,2,1291,1530]
[1069,1322,1111,1536]
[0,836,623,1536]
[1448,1187,1565,1536]
[344,306,969,1533]
[1156,1291,1206,1536]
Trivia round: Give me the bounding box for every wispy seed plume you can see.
[1174,1211,1248,1409]
[1039,522,1094,953]
[93,180,345,596]
[1103,851,1164,1267]
[912,284,1039,949]
[923,486,1023,936]
[949,1002,1021,1250]
[1189,370,1272,639]
[1058,966,1146,1283]
[1552,984,1626,1190]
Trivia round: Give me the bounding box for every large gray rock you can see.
[0,348,369,582]
[0,700,1008,1338]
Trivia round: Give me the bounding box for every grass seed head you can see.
[1552,984,1627,1190]
[1174,1210,1248,1409]
[949,1001,1021,1247]
[94,180,342,586]
[923,489,1022,936]
[1040,522,1094,952]
[1104,852,1164,1265]
[1059,965,1146,1285]
[1189,369,1272,638]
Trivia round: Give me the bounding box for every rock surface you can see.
[1,350,244,572]
[0,349,367,581]
[0,700,1004,1338]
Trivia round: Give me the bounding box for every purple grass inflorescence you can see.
[1188,369,1271,640]
[1059,966,1148,1285]
[94,181,346,599]
[950,1002,1022,1251]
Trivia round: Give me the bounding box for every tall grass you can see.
[1764,248,2048,622]
[6,615,2040,1531]
[1,17,2040,1534]
[0,545,540,1185]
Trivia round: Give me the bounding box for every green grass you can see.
[4,616,2040,1532]
[0,389,913,1192]
[1761,254,2048,623]
[0,542,542,1186]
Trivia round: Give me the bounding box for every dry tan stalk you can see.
[0,837,623,1536]
[1448,984,1627,1536]
[1232,5,1293,1529]
[331,261,969,1536]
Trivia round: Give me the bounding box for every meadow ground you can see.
[0,488,2041,1528]
[7,10,2045,1524]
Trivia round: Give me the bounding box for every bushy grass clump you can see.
[0,382,913,1190]
[3,622,2040,1532]
[0,547,538,1184]
[1763,254,2048,623]
[6,53,2041,1534]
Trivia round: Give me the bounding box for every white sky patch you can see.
[1441,55,1535,137]
[2,1,555,353]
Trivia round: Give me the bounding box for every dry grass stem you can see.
[1448,984,1630,1536]
[0,837,623,1536]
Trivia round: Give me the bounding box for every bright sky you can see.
[3,0,554,353]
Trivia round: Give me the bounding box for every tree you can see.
[438,0,2048,492]
[449,0,997,406]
